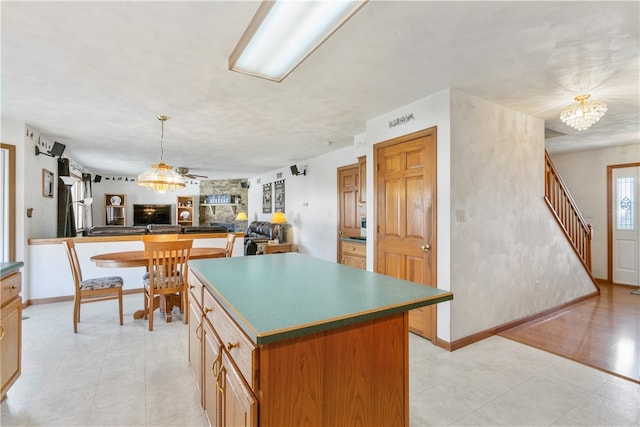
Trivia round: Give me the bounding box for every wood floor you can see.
[499,283,640,384]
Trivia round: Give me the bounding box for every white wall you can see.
[550,143,640,280]
[449,90,595,341]
[247,146,358,262]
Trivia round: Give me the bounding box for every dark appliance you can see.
[133,204,172,226]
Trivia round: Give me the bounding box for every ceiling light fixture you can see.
[137,115,186,193]
[560,94,607,131]
[229,0,368,82]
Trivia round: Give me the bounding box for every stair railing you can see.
[544,151,593,273]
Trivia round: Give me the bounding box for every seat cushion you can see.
[80,276,123,290]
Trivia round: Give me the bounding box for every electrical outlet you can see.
[456,209,466,222]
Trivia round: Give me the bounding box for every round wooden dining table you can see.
[90,247,225,268]
[91,247,225,320]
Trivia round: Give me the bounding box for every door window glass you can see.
[617,176,634,230]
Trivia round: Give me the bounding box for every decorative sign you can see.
[274,180,285,213]
[42,169,54,198]
[263,183,272,213]
[388,113,415,129]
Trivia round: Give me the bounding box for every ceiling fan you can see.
[175,167,209,179]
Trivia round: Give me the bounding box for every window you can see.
[616,176,634,230]
[1,144,16,262]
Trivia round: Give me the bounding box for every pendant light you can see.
[560,94,607,131]
[137,115,186,193]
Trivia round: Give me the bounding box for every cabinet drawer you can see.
[1,272,21,306]
[203,290,257,388]
[341,241,366,257]
[188,270,203,309]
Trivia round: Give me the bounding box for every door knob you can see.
[420,244,431,251]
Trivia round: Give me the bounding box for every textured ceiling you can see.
[2,1,638,179]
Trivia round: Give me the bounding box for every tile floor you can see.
[2,294,639,426]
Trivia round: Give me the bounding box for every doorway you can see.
[1,143,16,262]
[609,163,640,285]
[374,127,437,340]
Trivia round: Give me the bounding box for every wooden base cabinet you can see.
[340,239,366,270]
[1,270,22,401]
[188,270,409,426]
[189,271,257,427]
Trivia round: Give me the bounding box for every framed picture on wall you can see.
[263,183,272,213]
[274,180,285,213]
[42,169,54,198]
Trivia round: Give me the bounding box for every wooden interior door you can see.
[375,128,437,341]
[337,165,361,260]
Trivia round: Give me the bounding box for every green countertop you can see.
[1,261,24,277]
[189,253,452,345]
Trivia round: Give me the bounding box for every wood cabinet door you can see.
[0,297,21,398]
[220,351,257,427]
[375,128,437,341]
[342,253,366,270]
[203,320,222,427]
[338,164,361,257]
[188,300,203,401]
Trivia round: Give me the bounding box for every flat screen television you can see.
[133,204,172,226]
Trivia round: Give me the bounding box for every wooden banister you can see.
[544,152,597,290]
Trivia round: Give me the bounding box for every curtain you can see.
[82,173,93,230]
[57,158,76,237]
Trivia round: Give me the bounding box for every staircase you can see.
[544,151,599,291]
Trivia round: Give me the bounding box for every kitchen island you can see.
[188,253,453,426]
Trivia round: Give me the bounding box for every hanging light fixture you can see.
[560,94,607,131]
[137,115,186,193]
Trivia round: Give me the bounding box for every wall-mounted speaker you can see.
[35,141,66,158]
[290,165,306,176]
[94,175,102,183]
[50,141,66,157]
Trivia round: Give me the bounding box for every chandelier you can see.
[560,94,607,131]
[137,115,186,193]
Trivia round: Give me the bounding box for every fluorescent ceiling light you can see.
[229,0,368,82]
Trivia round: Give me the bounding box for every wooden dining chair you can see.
[143,239,193,331]
[225,233,236,257]
[62,239,123,333]
[141,234,180,279]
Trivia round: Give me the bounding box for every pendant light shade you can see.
[138,115,185,193]
[560,94,607,131]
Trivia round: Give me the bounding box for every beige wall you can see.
[550,143,640,280]
[448,90,596,341]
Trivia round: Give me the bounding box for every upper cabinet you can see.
[177,196,194,227]
[105,193,126,225]
[358,156,366,204]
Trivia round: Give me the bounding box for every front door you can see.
[612,165,640,285]
[375,128,437,341]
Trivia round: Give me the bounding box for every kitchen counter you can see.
[189,252,452,345]
[188,252,453,425]
[340,236,367,243]
[1,261,24,277]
